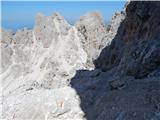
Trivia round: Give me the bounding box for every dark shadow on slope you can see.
[70,14,127,120]
[70,69,110,120]
[70,1,160,119]
[71,68,160,120]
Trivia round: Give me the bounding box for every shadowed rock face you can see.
[95,1,160,79]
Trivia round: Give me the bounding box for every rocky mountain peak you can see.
[75,11,108,67]
[2,2,160,120]
[77,11,104,24]
[1,28,13,45]
[34,12,71,48]
[52,12,65,20]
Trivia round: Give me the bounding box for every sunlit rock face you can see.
[1,29,13,73]
[75,11,109,68]
[1,11,109,120]
[34,12,71,48]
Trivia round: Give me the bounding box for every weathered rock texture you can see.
[95,1,160,79]
[75,11,109,68]
[1,11,108,120]
[1,1,160,120]
[70,1,160,120]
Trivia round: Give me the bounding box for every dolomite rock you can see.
[1,12,90,120]
[95,1,160,79]
[1,9,110,119]
[1,43,13,73]
[34,13,59,48]
[0,29,14,73]
[75,11,109,68]
[12,28,33,45]
[2,87,85,120]
[0,28,13,44]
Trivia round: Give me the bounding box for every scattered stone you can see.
[26,88,33,91]
[109,79,126,90]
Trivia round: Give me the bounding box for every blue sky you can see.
[2,1,126,31]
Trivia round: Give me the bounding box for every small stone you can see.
[109,79,125,90]
[26,88,33,91]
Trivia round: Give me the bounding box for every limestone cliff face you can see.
[34,12,71,48]
[95,1,160,78]
[1,11,108,120]
[75,11,109,68]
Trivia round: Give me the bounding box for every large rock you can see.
[1,28,13,44]
[75,11,109,68]
[1,29,14,73]
[1,12,89,120]
[95,1,160,79]
[1,43,13,73]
